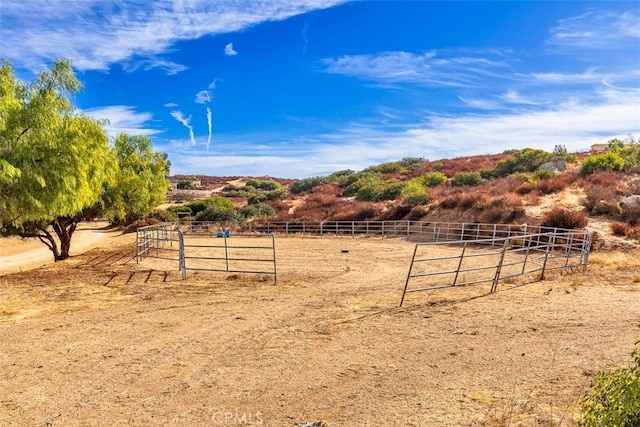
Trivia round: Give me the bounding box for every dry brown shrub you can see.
[536,174,575,195]
[490,175,526,195]
[583,185,619,214]
[459,193,486,210]
[622,205,640,226]
[515,182,536,195]
[431,153,510,176]
[503,206,526,223]
[540,207,588,229]
[405,206,429,221]
[522,192,542,206]
[584,171,625,188]
[440,194,462,209]
[610,222,631,236]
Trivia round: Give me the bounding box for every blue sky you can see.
[1,1,639,178]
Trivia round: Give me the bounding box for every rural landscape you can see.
[1,57,640,425]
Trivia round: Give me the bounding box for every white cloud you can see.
[82,105,159,137]
[0,0,348,73]
[169,111,196,145]
[224,43,238,56]
[195,90,211,104]
[547,10,640,51]
[320,50,513,88]
[122,58,188,75]
[164,102,178,108]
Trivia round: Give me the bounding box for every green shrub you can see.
[401,179,429,206]
[581,152,625,175]
[380,179,405,200]
[245,179,280,191]
[534,169,556,180]
[492,148,552,178]
[421,172,448,187]
[580,326,640,427]
[239,203,275,219]
[289,176,330,194]
[176,180,194,190]
[450,172,483,187]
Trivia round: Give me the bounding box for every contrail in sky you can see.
[206,107,212,151]
[170,111,195,145]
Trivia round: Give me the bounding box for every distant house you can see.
[590,143,608,153]
[168,177,179,192]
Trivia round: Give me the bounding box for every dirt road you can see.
[0,222,118,275]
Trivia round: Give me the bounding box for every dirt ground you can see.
[1,233,639,427]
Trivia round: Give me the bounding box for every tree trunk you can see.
[51,217,77,261]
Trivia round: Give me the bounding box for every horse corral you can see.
[136,220,592,307]
[3,221,638,426]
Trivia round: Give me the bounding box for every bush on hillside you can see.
[492,148,552,178]
[611,222,632,237]
[420,171,448,187]
[540,207,588,229]
[581,152,625,175]
[401,179,429,206]
[450,172,483,187]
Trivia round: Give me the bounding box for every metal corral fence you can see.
[136,220,591,298]
[238,220,591,243]
[136,222,277,283]
[399,227,593,307]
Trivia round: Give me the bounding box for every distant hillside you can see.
[163,146,640,248]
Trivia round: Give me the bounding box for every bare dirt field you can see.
[1,233,639,426]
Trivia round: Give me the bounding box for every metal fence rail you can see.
[399,229,593,307]
[181,233,277,283]
[136,223,277,283]
[137,220,591,301]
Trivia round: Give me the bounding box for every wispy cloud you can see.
[320,49,513,88]
[164,102,178,108]
[1,0,348,73]
[224,43,238,56]
[122,58,188,75]
[82,105,159,137]
[169,111,196,145]
[547,10,640,51]
[195,90,211,104]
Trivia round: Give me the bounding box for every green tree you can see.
[100,133,169,224]
[0,59,113,261]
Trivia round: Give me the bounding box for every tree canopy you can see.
[0,59,112,226]
[0,59,169,261]
[100,133,169,224]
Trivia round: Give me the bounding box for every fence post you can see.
[491,238,509,293]
[178,230,186,280]
[452,243,468,286]
[541,236,552,280]
[271,234,277,284]
[399,244,419,307]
